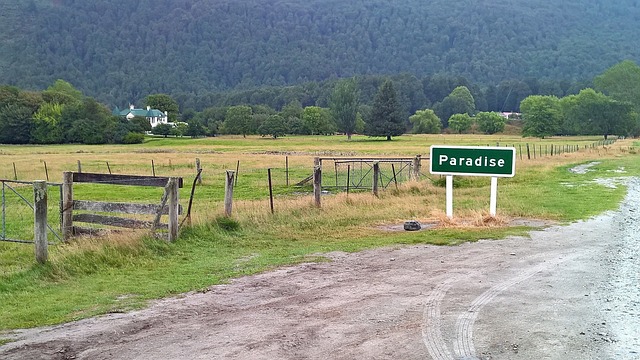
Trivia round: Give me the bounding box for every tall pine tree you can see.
[364,80,405,140]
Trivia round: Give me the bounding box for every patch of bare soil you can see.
[1,181,639,360]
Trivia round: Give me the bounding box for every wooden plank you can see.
[72,214,168,229]
[73,200,182,215]
[72,172,183,188]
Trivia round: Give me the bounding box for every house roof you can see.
[114,107,166,118]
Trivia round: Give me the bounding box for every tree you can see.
[475,112,506,134]
[170,122,188,137]
[566,89,634,139]
[130,115,152,133]
[364,80,405,140]
[330,79,359,140]
[185,118,207,138]
[144,94,179,122]
[594,60,640,110]
[520,95,561,138]
[221,105,253,136]
[258,114,287,138]
[152,123,173,137]
[448,113,474,134]
[302,106,336,135]
[0,104,34,144]
[42,79,83,105]
[434,86,475,127]
[32,102,64,144]
[409,109,441,134]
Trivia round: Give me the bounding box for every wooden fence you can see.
[62,172,184,242]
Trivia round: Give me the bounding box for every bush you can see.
[122,132,145,144]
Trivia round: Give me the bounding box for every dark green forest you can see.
[1,0,639,108]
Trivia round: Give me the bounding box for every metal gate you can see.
[1,179,63,244]
[317,157,422,190]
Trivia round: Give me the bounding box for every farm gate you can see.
[61,172,184,242]
[313,156,423,191]
[1,179,63,245]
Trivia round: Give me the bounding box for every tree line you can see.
[1,61,639,145]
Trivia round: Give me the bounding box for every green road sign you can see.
[430,145,516,177]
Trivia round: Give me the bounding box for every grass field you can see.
[0,134,638,332]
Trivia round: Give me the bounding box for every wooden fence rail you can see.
[62,172,183,242]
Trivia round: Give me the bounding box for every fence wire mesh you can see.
[1,180,62,244]
[318,158,418,190]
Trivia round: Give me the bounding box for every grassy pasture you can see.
[0,134,638,331]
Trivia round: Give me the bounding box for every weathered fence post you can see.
[235,160,240,186]
[313,164,322,208]
[77,160,82,173]
[268,168,274,214]
[195,158,202,185]
[285,156,289,186]
[372,161,380,197]
[44,161,49,181]
[34,181,48,264]
[526,144,531,160]
[411,155,421,181]
[13,162,17,180]
[224,170,235,217]
[62,171,73,241]
[168,177,179,242]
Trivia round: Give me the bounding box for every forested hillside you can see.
[1,0,639,106]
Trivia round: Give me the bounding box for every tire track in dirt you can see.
[452,254,578,359]
[422,279,456,360]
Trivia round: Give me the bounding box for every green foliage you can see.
[144,94,179,122]
[31,102,64,144]
[185,118,207,138]
[42,80,84,105]
[520,95,562,138]
[594,60,640,110]
[564,88,635,139]
[409,109,441,134]
[151,123,172,137]
[448,113,474,134]
[330,78,359,139]
[258,114,287,138]
[2,1,638,107]
[170,122,189,137]
[130,116,152,133]
[222,105,253,136]
[364,81,405,140]
[434,86,476,127]
[0,103,34,144]
[122,132,145,144]
[302,106,336,135]
[475,112,506,134]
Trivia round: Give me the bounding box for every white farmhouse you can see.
[113,105,169,128]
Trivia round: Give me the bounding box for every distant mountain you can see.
[1,0,639,106]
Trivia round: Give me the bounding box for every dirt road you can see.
[1,180,639,360]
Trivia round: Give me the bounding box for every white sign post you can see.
[430,146,516,218]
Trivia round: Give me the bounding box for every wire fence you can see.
[1,179,63,244]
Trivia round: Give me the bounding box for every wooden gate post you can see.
[412,155,422,181]
[34,181,48,264]
[224,171,235,217]
[168,178,179,242]
[372,162,380,197]
[62,171,73,241]
[313,164,322,208]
